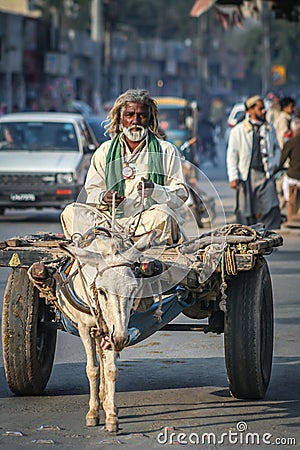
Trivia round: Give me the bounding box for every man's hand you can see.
[229,179,239,189]
[137,177,154,198]
[103,190,125,206]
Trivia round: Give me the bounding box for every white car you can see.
[0,112,98,214]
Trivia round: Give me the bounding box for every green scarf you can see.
[105,131,165,200]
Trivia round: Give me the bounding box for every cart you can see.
[0,224,283,400]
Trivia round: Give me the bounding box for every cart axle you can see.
[161,323,221,333]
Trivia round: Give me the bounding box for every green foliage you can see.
[33,0,195,36]
[111,0,195,40]
[240,24,263,78]
[271,20,300,83]
[71,0,91,31]
[32,0,91,30]
[234,19,300,87]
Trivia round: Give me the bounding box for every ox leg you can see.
[100,349,119,433]
[78,325,100,427]
[97,342,105,411]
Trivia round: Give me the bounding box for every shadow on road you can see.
[1,355,299,401]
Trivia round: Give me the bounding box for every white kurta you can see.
[61,134,189,244]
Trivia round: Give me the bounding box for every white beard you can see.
[121,125,147,142]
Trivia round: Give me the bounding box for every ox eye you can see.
[98,288,106,297]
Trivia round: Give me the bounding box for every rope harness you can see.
[28,193,165,340]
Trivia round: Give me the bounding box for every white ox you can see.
[55,228,158,433]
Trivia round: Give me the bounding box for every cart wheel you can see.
[2,268,57,395]
[224,257,273,399]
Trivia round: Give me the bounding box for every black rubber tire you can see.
[2,268,57,395]
[224,257,273,399]
[0,207,5,215]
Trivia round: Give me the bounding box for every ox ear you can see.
[59,242,104,266]
[59,242,77,258]
[120,229,162,263]
[133,229,162,252]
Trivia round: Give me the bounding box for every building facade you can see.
[0,3,246,114]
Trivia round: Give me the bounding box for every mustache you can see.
[128,125,145,130]
[121,124,147,142]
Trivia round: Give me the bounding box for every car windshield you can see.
[86,118,108,145]
[0,121,79,151]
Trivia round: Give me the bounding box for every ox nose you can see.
[112,336,129,352]
[110,328,129,352]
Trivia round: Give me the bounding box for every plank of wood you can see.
[0,248,65,268]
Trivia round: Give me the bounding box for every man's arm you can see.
[274,115,289,148]
[137,177,154,197]
[275,140,291,173]
[268,124,281,173]
[226,127,240,185]
[150,141,189,208]
[229,179,239,189]
[84,141,111,208]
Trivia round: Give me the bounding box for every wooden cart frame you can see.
[1,226,283,400]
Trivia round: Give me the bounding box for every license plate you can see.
[10,193,36,202]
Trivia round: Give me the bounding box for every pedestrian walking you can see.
[265,92,281,125]
[275,117,300,202]
[273,96,296,213]
[226,95,281,230]
[274,96,296,148]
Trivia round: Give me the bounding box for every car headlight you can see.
[56,173,74,184]
[41,175,56,183]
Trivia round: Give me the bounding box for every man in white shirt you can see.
[227,95,281,230]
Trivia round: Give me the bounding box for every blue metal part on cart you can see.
[59,286,195,344]
[127,286,194,346]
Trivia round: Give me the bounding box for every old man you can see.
[61,89,189,244]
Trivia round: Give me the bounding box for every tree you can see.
[32,0,92,31]
[112,0,195,40]
[222,15,300,93]
[271,20,300,85]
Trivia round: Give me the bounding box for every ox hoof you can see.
[86,417,99,427]
[106,421,119,434]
